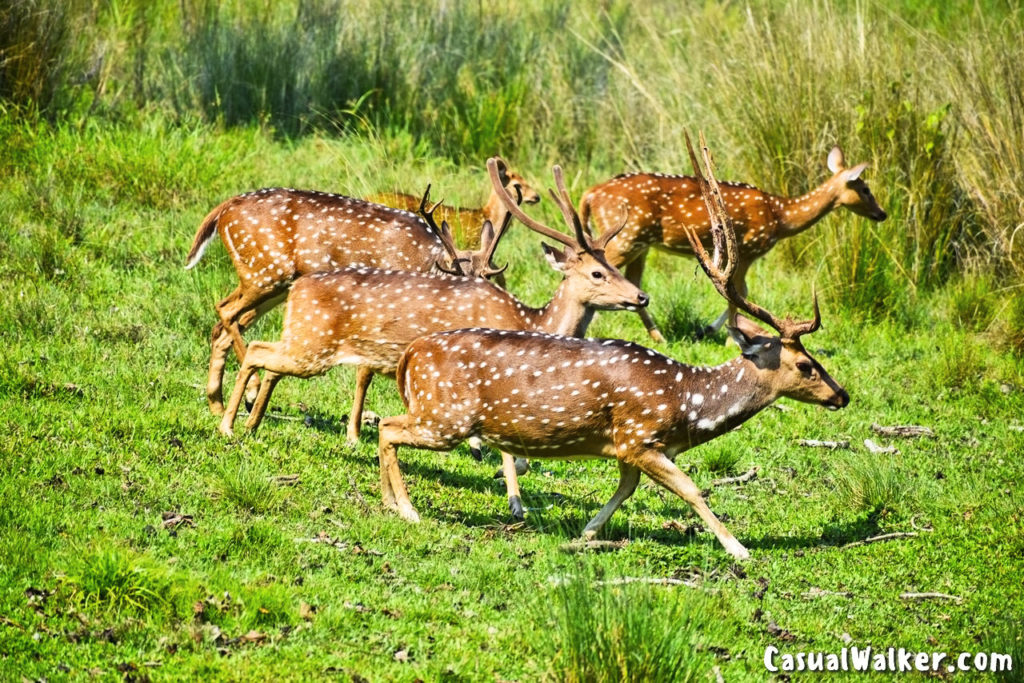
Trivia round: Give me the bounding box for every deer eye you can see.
[796,360,814,375]
[591,270,605,280]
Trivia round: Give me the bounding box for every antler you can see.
[682,132,821,339]
[417,184,465,276]
[488,157,595,253]
[475,184,522,278]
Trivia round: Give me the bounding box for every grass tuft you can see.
[213,457,281,515]
[64,546,168,615]
[834,455,913,518]
[538,570,730,682]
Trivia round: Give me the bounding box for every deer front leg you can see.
[638,450,749,560]
[582,460,641,539]
[500,451,525,520]
[625,252,665,343]
[348,366,375,444]
[243,371,282,432]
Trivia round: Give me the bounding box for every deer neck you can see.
[483,192,507,226]
[523,280,595,337]
[774,177,842,238]
[673,356,779,446]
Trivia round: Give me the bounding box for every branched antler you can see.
[683,132,820,339]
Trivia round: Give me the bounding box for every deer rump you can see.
[396,328,693,458]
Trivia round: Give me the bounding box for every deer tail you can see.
[185,198,232,269]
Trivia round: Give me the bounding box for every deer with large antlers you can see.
[367,159,541,248]
[376,134,849,559]
[218,160,649,494]
[185,186,510,416]
[580,144,886,341]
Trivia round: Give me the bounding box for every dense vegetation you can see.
[1,0,1021,680]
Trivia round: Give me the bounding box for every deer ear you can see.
[541,242,570,272]
[727,315,774,356]
[827,146,845,174]
[495,158,511,185]
[843,162,868,183]
[480,220,496,246]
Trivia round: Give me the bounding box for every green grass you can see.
[0,115,1021,680]
[1,1,1023,679]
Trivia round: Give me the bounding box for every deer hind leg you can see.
[500,452,525,520]
[347,366,375,444]
[377,415,463,523]
[582,460,641,539]
[206,286,278,414]
[638,450,749,560]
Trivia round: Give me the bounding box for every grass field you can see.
[2,1,1023,681]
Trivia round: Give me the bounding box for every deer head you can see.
[492,158,541,206]
[826,146,887,222]
[488,157,649,311]
[685,133,849,410]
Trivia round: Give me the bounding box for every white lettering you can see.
[764,646,778,672]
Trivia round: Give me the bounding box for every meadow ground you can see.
[2,1,1023,680]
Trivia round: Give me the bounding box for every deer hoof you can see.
[726,541,751,561]
[217,424,234,438]
[470,446,483,461]
[509,496,524,521]
[649,329,667,344]
[397,504,421,523]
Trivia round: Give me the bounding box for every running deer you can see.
[580,144,886,341]
[377,134,850,560]
[185,185,509,416]
[367,159,540,248]
[217,160,649,478]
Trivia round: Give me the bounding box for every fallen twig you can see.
[797,439,850,450]
[559,539,628,553]
[1009,425,1024,433]
[548,574,696,588]
[270,474,301,486]
[713,666,725,683]
[347,475,370,514]
[864,439,899,455]
[871,423,935,439]
[843,532,918,549]
[900,592,962,602]
[802,587,853,599]
[711,466,759,487]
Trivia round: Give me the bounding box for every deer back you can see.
[199,188,446,290]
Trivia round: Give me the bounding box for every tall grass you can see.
[2,0,1022,332]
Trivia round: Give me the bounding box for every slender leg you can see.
[377,415,462,523]
[624,252,664,342]
[219,352,260,436]
[582,460,641,538]
[637,450,749,560]
[500,451,524,520]
[348,366,375,443]
[207,324,235,416]
[205,285,277,413]
[243,371,281,432]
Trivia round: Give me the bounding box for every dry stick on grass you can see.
[842,531,919,549]
[797,439,851,449]
[802,587,854,599]
[548,575,698,588]
[871,423,935,438]
[900,592,962,602]
[559,539,629,553]
[710,466,760,487]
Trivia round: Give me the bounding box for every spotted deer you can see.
[185,186,509,416]
[377,134,850,560]
[367,159,540,248]
[580,144,886,341]
[217,161,649,489]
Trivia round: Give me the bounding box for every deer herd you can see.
[186,133,884,560]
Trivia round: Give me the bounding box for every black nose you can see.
[834,388,850,408]
[875,210,887,222]
[637,292,650,307]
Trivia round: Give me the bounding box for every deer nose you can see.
[829,388,850,409]
[636,292,650,307]
[874,209,887,221]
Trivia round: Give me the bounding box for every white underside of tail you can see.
[185,230,218,270]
